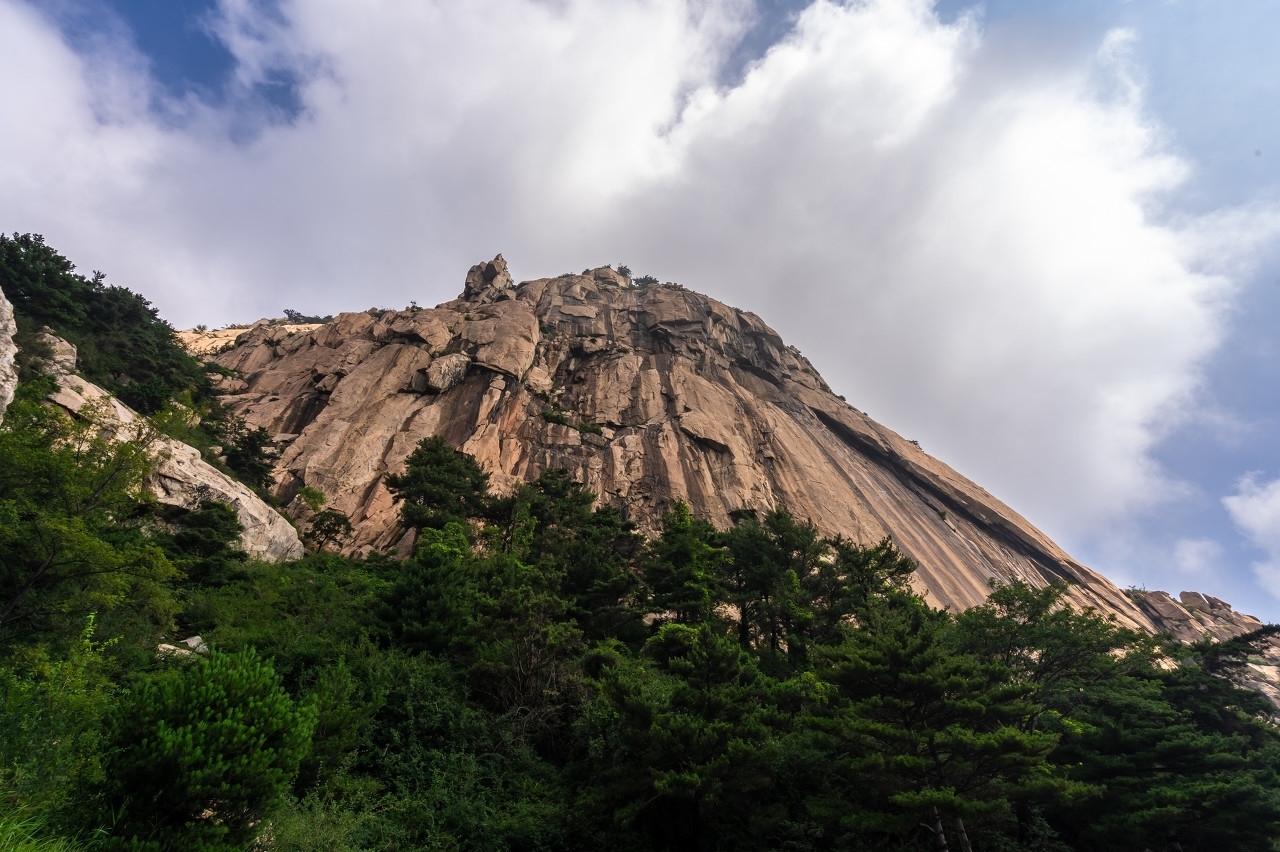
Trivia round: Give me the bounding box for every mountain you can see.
[190,255,1261,637]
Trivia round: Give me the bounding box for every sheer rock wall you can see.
[196,256,1215,631]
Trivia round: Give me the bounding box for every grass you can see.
[0,809,87,852]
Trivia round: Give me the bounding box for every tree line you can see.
[2,237,1279,850]
[3,425,1278,851]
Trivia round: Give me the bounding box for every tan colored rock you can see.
[424,353,471,393]
[38,338,303,562]
[204,258,1197,634]
[0,285,16,423]
[34,328,77,374]
[1130,589,1264,643]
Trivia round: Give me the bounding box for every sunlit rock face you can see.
[195,256,1219,632]
[0,285,17,423]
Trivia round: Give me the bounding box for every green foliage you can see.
[0,808,88,852]
[644,501,731,626]
[0,234,210,414]
[1,415,1277,852]
[161,501,247,588]
[809,596,1063,846]
[304,509,354,551]
[0,619,114,826]
[0,384,178,645]
[282,309,333,324]
[104,648,316,850]
[385,436,492,533]
[217,416,278,491]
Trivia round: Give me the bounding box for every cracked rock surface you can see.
[192,257,1262,636]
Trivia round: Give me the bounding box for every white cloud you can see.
[1172,537,1222,577]
[1223,473,1280,601]
[2,0,1279,571]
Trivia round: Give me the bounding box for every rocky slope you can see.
[0,285,16,423]
[32,330,303,562]
[195,255,1245,635]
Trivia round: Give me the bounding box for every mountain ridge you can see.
[189,255,1263,639]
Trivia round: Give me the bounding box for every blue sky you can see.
[4,0,1280,621]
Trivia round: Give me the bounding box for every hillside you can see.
[5,246,1280,851]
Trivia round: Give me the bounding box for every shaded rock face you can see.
[38,341,303,562]
[194,256,1187,632]
[0,285,17,423]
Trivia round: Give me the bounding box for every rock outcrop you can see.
[1130,590,1264,643]
[0,285,17,423]
[39,338,303,562]
[192,256,1193,632]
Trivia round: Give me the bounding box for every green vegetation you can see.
[2,239,1279,850]
[1,234,211,415]
[9,414,1277,850]
[282,309,334,324]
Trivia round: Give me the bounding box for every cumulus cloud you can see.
[2,0,1279,567]
[1223,473,1280,600]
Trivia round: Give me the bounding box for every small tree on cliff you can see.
[385,436,491,533]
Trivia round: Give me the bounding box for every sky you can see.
[2,0,1279,621]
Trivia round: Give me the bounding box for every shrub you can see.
[104,648,316,850]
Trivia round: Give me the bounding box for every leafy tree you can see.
[0,382,178,645]
[161,500,247,588]
[0,619,114,827]
[644,502,731,626]
[580,624,785,851]
[304,509,354,551]
[501,469,645,643]
[0,233,210,414]
[808,593,1063,849]
[218,416,278,491]
[385,436,491,533]
[721,511,826,673]
[104,648,316,850]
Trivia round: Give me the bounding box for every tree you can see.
[722,511,826,673]
[503,469,644,643]
[219,416,278,490]
[0,384,178,645]
[104,648,315,850]
[162,500,247,587]
[644,502,731,626]
[808,596,1063,850]
[385,436,491,533]
[581,624,785,851]
[1,233,209,414]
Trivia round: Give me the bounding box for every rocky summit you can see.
[195,256,1258,637]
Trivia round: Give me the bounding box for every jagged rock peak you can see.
[191,257,1256,635]
[1129,589,1264,643]
[462,254,514,303]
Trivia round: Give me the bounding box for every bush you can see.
[104,649,316,850]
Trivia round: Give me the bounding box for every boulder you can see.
[424,353,471,393]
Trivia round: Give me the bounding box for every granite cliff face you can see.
[194,255,1217,634]
[0,285,17,423]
